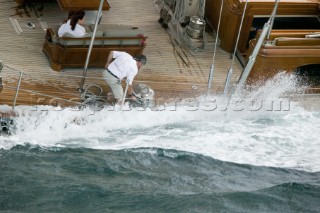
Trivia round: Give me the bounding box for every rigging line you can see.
[32,71,111,81]
[2,67,109,81]
[80,84,104,100]
[266,0,280,40]
[30,2,40,18]
[175,1,208,52]
[171,31,206,80]
[179,25,207,52]
[230,0,248,69]
[168,0,207,51]
[16,71,81,97]
[200,0,206,19]
[176,36,205,78]
[236,0,280,91]
[207,0,224,93]
[79,0,105,91]
[169,29,188,67]
[168,31,186,74]
[4,70,80,98]
[172,33,189,67]
[223,0,249,96]
[3,61,205,87]
[192,28,207,50]
[33,71,105,80]
[2,63,68,78]
[186,48,207,79]
[2,63,116,81]
[171,22,206,52]
[8,82,105,108]
[211,0,223,66]
[4,85,82,105]
[175,0,205,20]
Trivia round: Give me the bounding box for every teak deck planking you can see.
[0,0,243,107]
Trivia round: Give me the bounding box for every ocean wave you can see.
[1,147,319,213]
[1,73,320,172]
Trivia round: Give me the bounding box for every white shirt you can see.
[107,51,138,85]
[58,20,86,37]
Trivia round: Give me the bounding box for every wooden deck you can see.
[0,0,243,107]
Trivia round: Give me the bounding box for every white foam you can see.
[1,73,320,172]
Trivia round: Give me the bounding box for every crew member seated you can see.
[58,10,86,37]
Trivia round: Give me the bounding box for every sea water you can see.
[1,73,320,212]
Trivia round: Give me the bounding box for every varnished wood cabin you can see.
[205,0,320,90]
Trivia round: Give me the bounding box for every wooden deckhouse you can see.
[205,0,320,89]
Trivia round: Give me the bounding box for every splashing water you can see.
[0,73,319,172]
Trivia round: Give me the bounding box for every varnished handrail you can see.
[274,37,320,46]
[256,29,320,40]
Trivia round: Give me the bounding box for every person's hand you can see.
[129,96,136,101]
[128,93,136,101]
[105,63,109,69]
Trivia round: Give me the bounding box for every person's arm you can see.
[105,51,114,68]
[127,85,134,96]
[127,85,136,100]
[58,24,65,37]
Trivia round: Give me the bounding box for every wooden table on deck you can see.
[57,0,110,10]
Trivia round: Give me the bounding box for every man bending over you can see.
[103,51,147,104]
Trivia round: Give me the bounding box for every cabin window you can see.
[295,64,320,87]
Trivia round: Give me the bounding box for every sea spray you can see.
[0,73,319,172]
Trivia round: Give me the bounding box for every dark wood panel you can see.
[56,0,110,11]
[205,0,320,53]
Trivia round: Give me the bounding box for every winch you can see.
[130,84,155,108]
[186,16,205,39]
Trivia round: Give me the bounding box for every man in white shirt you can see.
[103,51,147,104]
